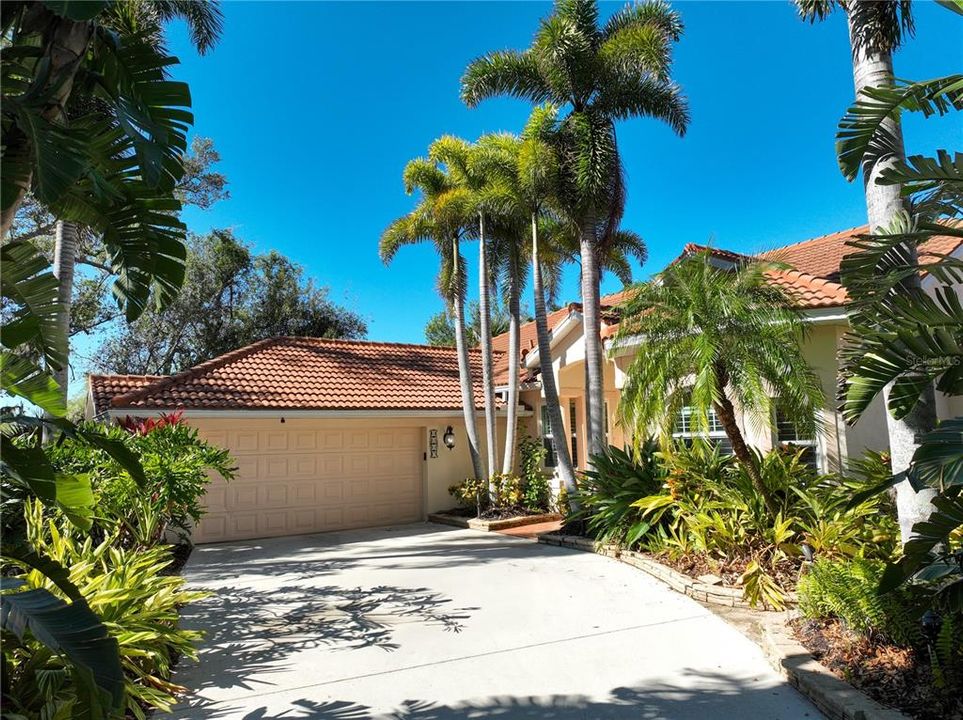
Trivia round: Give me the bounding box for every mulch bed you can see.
[791,617,963,720]
[445,506,551,521]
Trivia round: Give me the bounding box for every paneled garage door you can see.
[193,425,424,543]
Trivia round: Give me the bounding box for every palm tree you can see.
[796,0,937,541]
[462,0,689,462]
[615,251,824,519]
[428,137,500,479]
[380,156,485,481]
[475,110,579,493]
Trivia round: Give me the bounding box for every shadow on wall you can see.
[179,668,815,719]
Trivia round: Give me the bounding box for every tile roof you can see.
[105,337,502,412]
[759,225,962,281]
[89,374,163,415]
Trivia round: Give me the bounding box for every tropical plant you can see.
[462,0,689,460]
[629,445,900,609]
[615,250,825,519]
[796,0,962,546]
[470,109,578,493]
[428,136,501,479]
[570,442,664,546]
[519,436,551,512]
[2,501,207,719]
[807,1,963,606]
[380,149,484,480]
[42,415,237,547]
[798,557,923,646]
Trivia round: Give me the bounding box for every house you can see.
[498,225,963,483]
[88,224,962,544]
[88,338,516,543]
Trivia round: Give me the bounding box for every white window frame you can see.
[672,406,732,454]
[540,403,558,468]
[774,409,819,471]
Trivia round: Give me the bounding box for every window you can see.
[775,409,818,471]
[540,404,558,467]
[672,406,733,455]
[569,400,578,467]
[604,401,610,442]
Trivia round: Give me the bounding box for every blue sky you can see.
[162,0,960,345]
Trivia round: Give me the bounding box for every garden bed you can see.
[429,510,562,532]
[539,532,796,610]
[790,618,962,720]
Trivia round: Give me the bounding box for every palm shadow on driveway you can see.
[179,582,476,695]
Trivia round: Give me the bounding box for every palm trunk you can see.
[713,364,779,519]
[501,275,521,474]
[478,213,497,480]
[452,235,485,481]
[532,213,577,492]
[51,220,78,406]
[1,16,92,236]
[579,213,606,461]
[846,5,937,544]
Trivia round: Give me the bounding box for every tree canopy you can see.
[424,300,523,347]
[95,230,367,375]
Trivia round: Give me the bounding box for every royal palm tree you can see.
[380,156,485,481]
[475,110,580,493]
[796,0,937,541]
[429,136,500,479]
[615,251,824,519]
[462,0,689,461]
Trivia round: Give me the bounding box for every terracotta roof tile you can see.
[89,374,163,415]
[106,338,502,412]
[764,269,849,308]
[760,225,962,281]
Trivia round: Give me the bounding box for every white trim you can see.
[107,407,531,420]
[524,311,583,369]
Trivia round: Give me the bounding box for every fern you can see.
[798,558,922,646]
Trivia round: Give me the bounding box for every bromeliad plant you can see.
[624,444,900,610]
[571,442,665,546]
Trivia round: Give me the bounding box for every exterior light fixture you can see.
[921,610,942,644]
[443,426,456,450]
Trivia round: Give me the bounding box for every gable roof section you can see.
[107,337,501,412]
[89,374,163,416]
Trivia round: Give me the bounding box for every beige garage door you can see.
[193,424,424,543]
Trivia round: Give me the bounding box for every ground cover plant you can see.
[1,414,235,718]
[447,436,555,517]
[795,558,962,720]
[571,442,900,610]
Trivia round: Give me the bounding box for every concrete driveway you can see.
[169,523,822,719]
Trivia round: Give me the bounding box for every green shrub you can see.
[44,416,236,547]
[630,445,901,609]
[519,436,550,512]
[798,557,923,646]
[572,442,664,546]
[449,477,485,510]
[3,501,207,719]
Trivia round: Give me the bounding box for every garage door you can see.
[193,425,424,543]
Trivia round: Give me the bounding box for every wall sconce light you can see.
[443,425,456,450]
